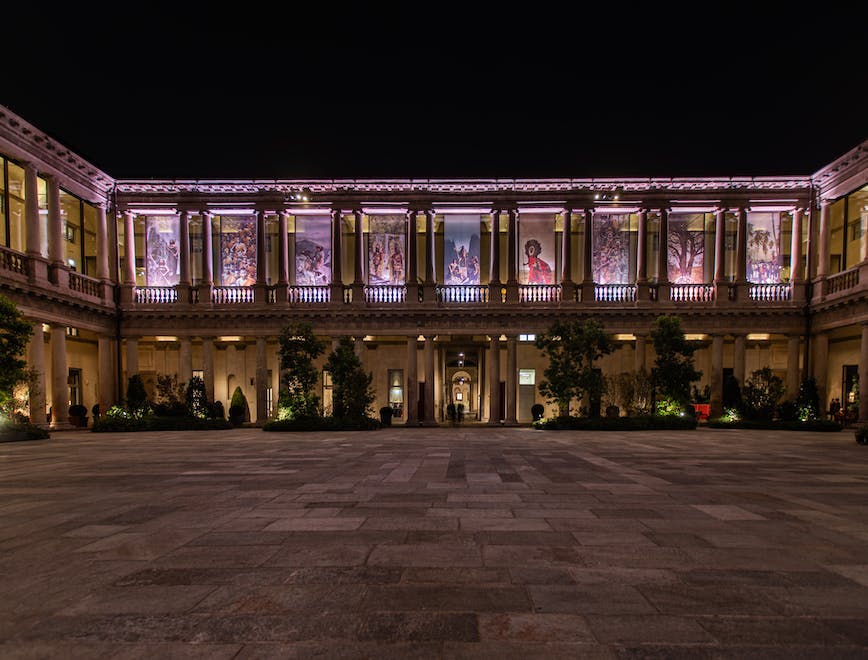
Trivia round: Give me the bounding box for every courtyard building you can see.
[0,104,866,427]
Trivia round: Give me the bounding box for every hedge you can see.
[91,415,232,432]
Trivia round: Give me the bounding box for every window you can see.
[388,369,403,418]
[68,368,82,406]
[519,334,536,342]
[266,369,273,418]
[519,369,535,385]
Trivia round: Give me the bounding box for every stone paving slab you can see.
[1,427,867,656]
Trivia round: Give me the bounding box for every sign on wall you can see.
[519,213,555,285]
[295,215,331,286]
[368,215,406,285]
[444,215,481,285]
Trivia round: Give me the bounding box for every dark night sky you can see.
[2,6,865,180]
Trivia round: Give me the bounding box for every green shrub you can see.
[532,415,697,431]
[92,414,232,432]
[125,375,150,417]
[0,412,49,441]
[708,418,842,432]
[854,425,868,445]
[262,416,380,432]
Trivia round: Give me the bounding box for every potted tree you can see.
[68,404,88,427]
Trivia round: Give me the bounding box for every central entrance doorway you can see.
[444,345,481,421]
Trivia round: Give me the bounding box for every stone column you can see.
[733,334,746,389]
[176,210,191,303]
[656,207,670,301]
[487,335,502,425]
[790,208,804,284]
[634,334,647,373]
[816,200,830,280]
[489,209,501,286]
[860,324,868,423]
[813,332,829,413]
[562,208,573,285]
[47,176,68,289]
[710,334,724,418]
[713,207,727,303]
[199,211,213,303]
[179,337,192,384]
[406,209,419,304]
[120,209,136,302]
[98,335,114,416]
[406,335,418,425]
[635,209,648,300]
[277,210,289,293]
[734,207,747,301]
[24,164,41,253]
[50,323,70,429]
[29,323,47,426]
[327,208,340,304]
[581,209,594,301]
[787,335,801,400]
[254,210,268,303]
[202,337,215,404]
[255,337,268,424]
[125,337,138,381]
[423,209,436,301]
[506,335,517,424]
[423,335,436,425]
[95,202,112,300]
[352,210,365,303]
[505,209,518,302]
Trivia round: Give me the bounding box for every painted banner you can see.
[747,212,782,283]
[444,215,481,285]
[145,216,180,286]
[219,216,257,286]
[667,213,705,284]
[592,213,630,284]
[519,213,555,285]
[368,215,405,285]
[295,215,331,286]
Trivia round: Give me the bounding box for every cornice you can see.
[812,139,868,201]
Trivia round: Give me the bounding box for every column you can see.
[179,337,192,384]
[656,207,670,301]
[581,209,594,301]
[47,176,68,289]
[254,210,268,303]
[406,336,418,425]
[733,334,746,387]
[125,337,139,381]
[423,335,436,425]
[202,337,215,404]
[860,325,868,423]
[790,208,804,284]
[406,209,419,304]
[506,335,517,424]
[733,207,747,301]
[634,334,647,373]
[786,335,801,400]
[489,209,501,286]
[327,208,340,303]
[423,209,436,301]
[816,200,830,279]
[710,334,724,418]
[713,207,727,302]
[98,335,114,417]
[95,202,112,300]
[176,210,191,303]
[50,323,70,429]
[255,337,268,424]
[24,164,47,281]
[199,211,213,302]
[121,209,136,303]
[487,335,501,424]
[28,323,47,426]
[505,208,518,302]
[812,332,829,413]
[635,209,648,300]
[352,209,365,303]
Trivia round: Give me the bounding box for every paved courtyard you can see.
[1,427,867,658]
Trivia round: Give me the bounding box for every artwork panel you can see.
[219,216,257,287]
[368,215,406,285]
[444,214,482,285]
[295,215,331,286]
[592,213,630,284]
[145,216,180,287]
[747,212,782,283]
[518,213,556,285]
[667,213,706,284]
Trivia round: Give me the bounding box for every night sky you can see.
[2,7,864,181]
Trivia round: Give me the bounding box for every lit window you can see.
[519,369,535,385]
[519,334,536,342]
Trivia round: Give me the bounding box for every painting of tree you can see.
[667,214,705,284]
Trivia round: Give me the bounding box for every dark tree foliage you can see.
[125,374,150,417]
[535,319,613,417]
[651,315,702,409]
[325,337,375,420]
[185,376,209,418]
[742,367,784,420]
[0,295,33,414]
[154,374,186,416]
[277,322,325,419]
[797,377,821,420]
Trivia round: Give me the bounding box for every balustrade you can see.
[364,285,406,303]
[68,272,102,297]
[518,284,561,303]
[288,285,331,304]
[0,246,27,276]
[594,284,636,302]
[134,286,177,304]
[212,286,254,304]
[437,284,489,303]
[670,284,715,303]
[748,282,791,302]
[826,268,860,294]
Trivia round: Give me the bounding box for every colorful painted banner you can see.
[145,216,180,286]
[219,216,257,286]
[667,213,705,284]
[747,212,782,283]
[444,215,481,285]
[519,213,555,285]
[295,215,331,286]
[592,213,630,284]
[368,215,405,285]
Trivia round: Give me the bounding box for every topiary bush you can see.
[126,375,150,418]
[855,425,868,445]
[229,386,249,425]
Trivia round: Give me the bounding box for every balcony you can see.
[364,285,406,304]
[0,245,27,277]
[135,286,178,304]
[212,286,254,304]
[749,283,791,302]
[671,284,715,303]
[289,285,331,304]
[825,267,860,296]
[68,272,102,298]
[437,284,489,304]
[595,284,636,303]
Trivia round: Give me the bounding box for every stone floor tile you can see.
[478,612,595,642]
[585,614,715,644]
[367,543,482,567]
[528,584,654,615]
